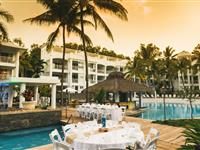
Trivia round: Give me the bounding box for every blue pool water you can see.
[139,103,200,120]
[0,125,62,150]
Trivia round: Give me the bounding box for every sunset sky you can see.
[2,0,200,56]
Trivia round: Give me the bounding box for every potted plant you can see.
[22,90,36,110]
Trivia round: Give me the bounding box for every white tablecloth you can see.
[70,124,144,150]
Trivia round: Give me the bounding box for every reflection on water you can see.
[139,103,200,120]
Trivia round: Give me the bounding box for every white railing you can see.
[97,69,105,74]
[72,78,78,83]
[0,56,14,63]
[53,64,67,70]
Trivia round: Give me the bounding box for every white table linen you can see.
[68,122,144,150]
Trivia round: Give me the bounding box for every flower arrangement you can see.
[22,90,34,101]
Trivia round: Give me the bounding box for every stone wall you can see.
[0,109,61,132]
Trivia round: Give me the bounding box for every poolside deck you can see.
[29,108,185,150]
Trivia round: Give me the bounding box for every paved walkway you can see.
[29,108,185,150]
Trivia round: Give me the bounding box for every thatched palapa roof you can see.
[82,72,153,93]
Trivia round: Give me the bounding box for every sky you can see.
[2,0,200,56]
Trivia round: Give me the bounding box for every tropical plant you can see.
[24,0,92,105]
[19,45,46,78]
[179,123,200,150]
[13,38,24,47]
[78,0,128,102]
[0,7,14,39]
[125,57,146,82]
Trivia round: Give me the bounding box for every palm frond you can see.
[69,26,92,46]
[87,4,114,42]
[0,22,8,39]
[23,10,57,25]
[46,24,61,50]
[36,0,55,9]
[0,9,14,23]
[93,0,128,21]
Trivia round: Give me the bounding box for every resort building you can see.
[0,41,60,109]
[176,51,200,91]
[0,41,24,81]
[41,46,128,93]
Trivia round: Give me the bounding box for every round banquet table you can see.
[67,124,144,150]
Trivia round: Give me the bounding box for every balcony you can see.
[89,68,96,72]
[89,80,96,84]
[97,69,105,74]
[53,64,67,70]
[0,56,14,63]
[72,78,78,83]
[72,66,78,70]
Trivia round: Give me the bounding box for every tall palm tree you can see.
[125,57,146,83]
[24,0,92,105]
[163,46,178,92]
[0,7,14,39]
[134,43,161,86]
[176,57,190,89]
[78,0,128,102]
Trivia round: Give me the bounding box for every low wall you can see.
[0,109,61,132]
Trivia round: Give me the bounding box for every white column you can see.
[130,92,133,101]
[34,86,39,104]
[51,84,56,109]
[8,86,14,108]
[115,92,120,102]
[49,49,53,77]
[15,52,20,77]
[19,83,26,108]
[68,59,72,87]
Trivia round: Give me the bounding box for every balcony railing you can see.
[106,70,114,74]
[89,68,96,72]
[53,64,67,70]
[90,80,96,84]
[72,78,78,83]
[97,69,105,74]
[0,56,14,63]
[72,66,78,70]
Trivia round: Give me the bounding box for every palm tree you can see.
[125,57,146,82]
[163,46,178,92]
[176,57,190,88]
[24,0,92,105]
[0,7,14,40]
[134,43,161,86]
[78,0,128,102]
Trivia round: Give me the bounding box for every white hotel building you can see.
[41,46,128,93]
[0,41,23,81]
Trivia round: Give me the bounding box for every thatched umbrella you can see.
[82,72,153,107]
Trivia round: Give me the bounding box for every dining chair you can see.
[143,127,159,150]
[53,141,72,150]
[49,129,62,143]
[62,124,75,138]
[120,106,126,118]
[49,129,69,150]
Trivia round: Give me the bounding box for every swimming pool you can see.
[0,125,62,150]
[139,103,200,120]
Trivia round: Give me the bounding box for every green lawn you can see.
[152,119,200,128]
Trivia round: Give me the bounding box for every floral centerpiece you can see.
[21,90,36,110]
[22,90,34,101]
